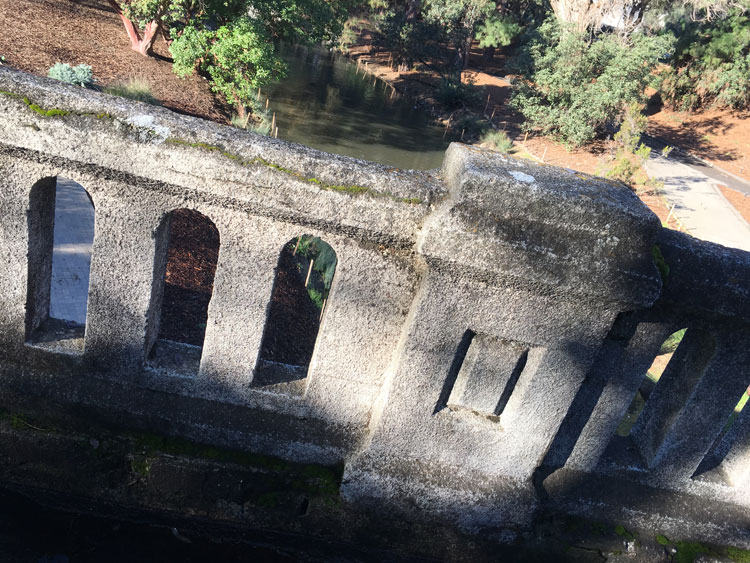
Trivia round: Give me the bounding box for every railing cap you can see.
[420,144,663,306]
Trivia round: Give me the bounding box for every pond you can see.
[262,45,454,170]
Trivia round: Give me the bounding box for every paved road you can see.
[50,178,94,325]
[642,134,750,197]
[644,152,750,252]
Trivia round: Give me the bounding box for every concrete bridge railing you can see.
[1,67,750,546]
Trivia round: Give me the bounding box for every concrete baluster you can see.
[631,325,750,482]
[563,318,678,471]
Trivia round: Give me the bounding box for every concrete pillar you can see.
[82,187,166,373]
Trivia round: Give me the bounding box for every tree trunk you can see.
[406,0,421,21]
[482,46,495,63]
[462,37,473,69]
[107,0,162,56]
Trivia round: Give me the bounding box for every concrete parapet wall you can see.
[1,67,750,549]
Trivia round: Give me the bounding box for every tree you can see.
[107,0,170,56]
[659,3,750,109]
[422,0,497,70]
[475,14,521,61]
[108,0,347,115]
[509,18,675,146]
[546,0,749,35]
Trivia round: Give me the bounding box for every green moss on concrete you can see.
[130,456,151,477]
[615,524,636,542]
[129,430,342,500]
[652,244,670,282]
[0,90,115,121]
[165,138,422,204]
[23,98,70,117]
[727,547,750,562]
[674,541,711,563]
[656,534,670,546]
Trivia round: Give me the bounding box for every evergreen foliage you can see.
[509,19,674,147]
[476,14,521,49]
[659,6,750,110]
[114,0,347,114]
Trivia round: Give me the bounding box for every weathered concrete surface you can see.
[1,67,750,552]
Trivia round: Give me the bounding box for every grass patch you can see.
[658,328,686,355]
[727,546,750,562]
[480,130,514,153]
[104,77,160,106]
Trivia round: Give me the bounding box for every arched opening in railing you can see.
[26,177,95,353]
[254,235,337,387]
[146,209,220,374]
[616,328,687,436]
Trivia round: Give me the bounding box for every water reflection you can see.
[263,45,454,170]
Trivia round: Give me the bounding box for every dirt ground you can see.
[648,106,750,183]
[719,185,750,224]
[0,0,232,122]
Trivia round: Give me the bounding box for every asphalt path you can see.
[642,133,750,196]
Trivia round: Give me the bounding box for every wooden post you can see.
[541,146,548,163]
[292,236,301,256]
[666,204,676,225]
[271,112,276,132]
[490,108,496,122]
[523,131,529,147]
[484,93,490,115]
[460,129,465,141]
[266,98,269,110]
[274,126,278,139]
[305,259,315,288]
[319,298,327,321]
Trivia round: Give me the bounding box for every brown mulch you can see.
[0,0,232,122]
[159,209,219,346]
[719,186,750,225]
[160,215,320,365]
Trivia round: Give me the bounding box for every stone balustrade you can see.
[1,67,750,550]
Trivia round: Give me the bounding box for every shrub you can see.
[48,63,95,88]
[480,130,514,153]
[337,17,360,53]
[659,7,750,110]
[104,77,160,105]
[453,114,489,138]
[435,78,483,109]
[509,19,674,147]
[604,103,652,185]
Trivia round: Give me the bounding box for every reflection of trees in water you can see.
[267,46,451,165]
[324,85,342,112]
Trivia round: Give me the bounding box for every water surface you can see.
[264,45,453,170]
